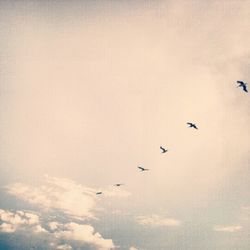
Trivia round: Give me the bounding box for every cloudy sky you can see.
[0,0,249,249]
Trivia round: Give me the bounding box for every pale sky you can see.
[0,1,250,249]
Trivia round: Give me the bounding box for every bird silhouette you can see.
[187,122,198,129]
[138,166,149,171]
[96,192,102,195]
[160,146,168,153]
[114,183,124,187]
[237,81,248,93]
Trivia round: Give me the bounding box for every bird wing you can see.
[138,166,144,170]
[187,122,192,126]
[160,146,165,151]
[243,85,248,92]
[237,81,244,85]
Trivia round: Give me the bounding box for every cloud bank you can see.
[0,209,45,233]
[0,208,115,250]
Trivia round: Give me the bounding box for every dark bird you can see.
[187,122,198,129]
[160,146,168,153]
[138,166,149,171]
[96,192,102,195]
[237,81,248,93]
[114,183,124,187]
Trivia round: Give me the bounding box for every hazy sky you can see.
[0,1,250,249]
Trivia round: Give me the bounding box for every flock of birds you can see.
[96,80,248,195]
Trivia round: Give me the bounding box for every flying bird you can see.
[96,192,102,195]
[237,81,248,93]
[138,166,149,171]
[187,122,198,129]
[114,183,124,187]
[160,146,168,153]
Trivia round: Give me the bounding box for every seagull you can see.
[138,166,149,171]
[187,122,198,129]
[96,192,102,195]
[160,146,168,153]
[114,183,124,187]
[237,81,248,93]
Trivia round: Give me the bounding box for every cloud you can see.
[52,222,115,250]
[33,224,47,233]
[0,209,46,233]
[129,247,138,250]
[4,177,122,249]
[7,176,130,220]
[49,221,60,231]
[0,209,115,250]
[136,214,181,227]
[56,244,72,250]
[213,225,242,232]
[7,176,97,220]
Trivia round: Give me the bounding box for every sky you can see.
[0,0,250,249]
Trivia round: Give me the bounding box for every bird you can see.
[237,81,248,93]
[96,192,102,195]
[187,122,198,129]
[160,146,168,153]
[114,183,124,187]
[138,166,149,171]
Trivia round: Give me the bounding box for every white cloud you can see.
[136,214,181,227]
[7,176,97,220]
[56,244,72,250]
[0,223,16,233]
[4,177,123,249]
[53,222,115,250]
[0,209,115,250]
[33,224,48,233]
[49,221,60,231]
[213,225,242,232]
[0,209,45,233]
[7,176,130,220]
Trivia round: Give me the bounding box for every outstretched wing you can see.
[243,85,248,92]
[138,166,144,170]
[237,81,244,85]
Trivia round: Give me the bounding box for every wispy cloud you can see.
[213,225,242,232]
[136,214,181,227]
